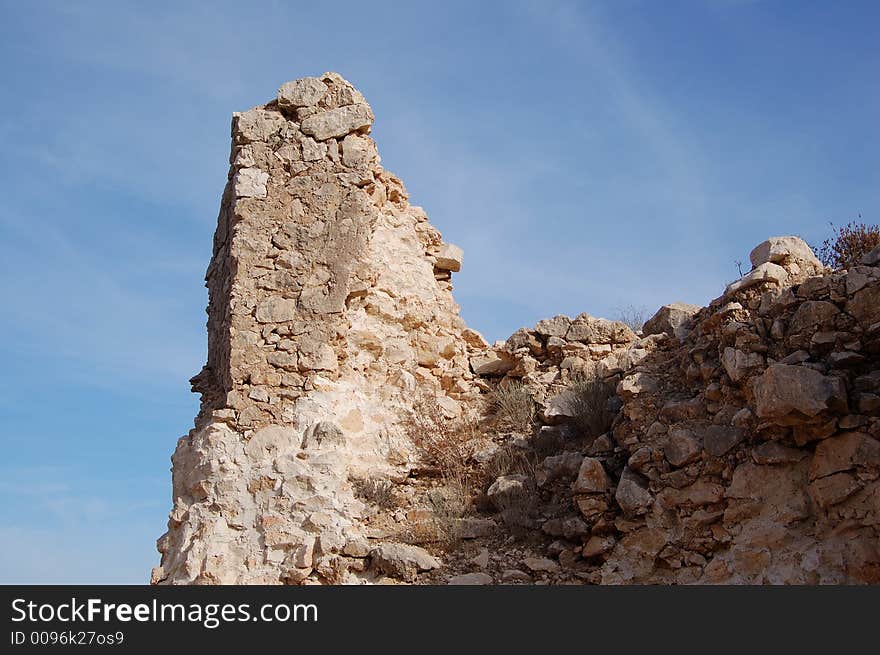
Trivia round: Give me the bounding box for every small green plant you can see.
[814,218,879,270]
[491,382,536,430]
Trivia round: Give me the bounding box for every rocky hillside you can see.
[154,74,880,585]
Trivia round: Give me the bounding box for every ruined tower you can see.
[154,73,483,584]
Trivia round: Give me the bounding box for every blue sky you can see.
[0,0,877,583]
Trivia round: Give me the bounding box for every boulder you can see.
[751,442,806,465]
[750,236,823,271]
[753,364,847,423]
[523,557,560,573]
[615,466,653,517]
[571,457,610,493]
[721,347,764,384]
[542,390,579,425]
[703,425,745,457]
[643,303,701,339]
[567,314,636,344]
[847,282,880,327]
[664,429,702,467]
[536,452,583,487]
[810,432,880,480]
[369,543,440,582]
[534,315,571,338]
[487,474,532,512]
[617,372,659,399]
[787,301,840,335]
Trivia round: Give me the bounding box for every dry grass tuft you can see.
[351,477,397,510]
[399,392,484,549]
[491,381,536,431]
[567,372,614,439]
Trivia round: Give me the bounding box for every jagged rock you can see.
[664,429,702,467]
[471,549,490,569]
[615,466,653,517]
[277,77,328,110]
[753,364,847,423]
[434,243,463,272]
[703,425,745,457]
[567,314,636,344]
[862,244,880,266]
[571,457,610,493]
[617,372,659,399]
[233,167,269,198]
[501,569,532,583]
[369,543,440,582]
[535,315,572,338]
[721,347,765,383]
[643,303,701,339]
[725,262,788,296]
[582,535,616,558]
[300,103,374,140]
[455,518,497,539]
[810,432,880,480]
[788,301,840,335]
[751,442,806,465]
[750,236,823,271]
[847,282,880,327]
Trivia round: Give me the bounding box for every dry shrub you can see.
[567,373,614,439]
[399,392,483,549]
[815,219,879,270]
[482,443,536,485]
[480,445,539,531]
[351,477,397,510]
[401,392,480,485]
[491,381,536,431]
[614,304,649,333]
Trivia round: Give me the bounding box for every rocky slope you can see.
[155,74,880,585]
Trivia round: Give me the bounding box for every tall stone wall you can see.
[154,73,484,584]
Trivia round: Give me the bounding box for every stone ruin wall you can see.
[155,73,485,584]
[479,238,880,584]
[155,73,880,585]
